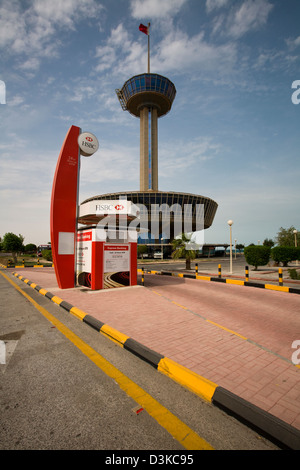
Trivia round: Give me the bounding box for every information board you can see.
[76,230,92,287]
[104,244,130,288]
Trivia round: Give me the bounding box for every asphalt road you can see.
[0,272,279,452]
[138,256,247,274]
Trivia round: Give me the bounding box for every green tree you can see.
[171,233,197,270]
[2,232,24,263]
[24,243,37,253]
[263,238,274,247]
[276,226,299,247]
[271,246,299,266]
[41,249,52,262]
[137,245,148,259]
[244,245,271,270]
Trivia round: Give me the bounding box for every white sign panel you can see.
[78,199,140,222]
[104,245,130,272]
[95,200,137,216]
[76,230,92,286]
[104,244,130,288]
[58,232,74,255]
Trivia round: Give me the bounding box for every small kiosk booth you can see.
[76,199,139,290]
[76,227,138,290]
[50,125,139,290]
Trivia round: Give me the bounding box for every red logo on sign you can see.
[86,136,93,142]
[115,204,124,211]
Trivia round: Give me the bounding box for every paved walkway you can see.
[3,263,300,444]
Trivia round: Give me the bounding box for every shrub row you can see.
[244,245,300,270]
[41,249,53,261]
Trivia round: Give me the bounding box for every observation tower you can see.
[116,72,176,191]
[79,24,218,250]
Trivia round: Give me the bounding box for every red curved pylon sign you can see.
[50,125,81,289]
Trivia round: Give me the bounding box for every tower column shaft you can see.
[140,107,149,191]
[140,106,158,191]
[151,107,158,191]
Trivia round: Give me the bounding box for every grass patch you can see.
[0,254,52,267]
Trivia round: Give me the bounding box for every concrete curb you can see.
[138,268,300,295]
[0,263,53,269]
[11,271,300,450]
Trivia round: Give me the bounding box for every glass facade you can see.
[81,191,218,243]
[120,74,176,103]
[116,74,176,117]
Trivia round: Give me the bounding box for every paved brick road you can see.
[5,267,300,431]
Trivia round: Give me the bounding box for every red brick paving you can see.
[8,267,300,430]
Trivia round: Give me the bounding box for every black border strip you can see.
[45,291,55,300]
[212,387,300,450]
[83,314,105,332]
[124,337,164,368]
[60,300,74,312]
[142,269,300,295]
[211,277,226,283]
[244,281,265,289]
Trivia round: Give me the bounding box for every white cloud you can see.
[210,0,273,38]
[95,23,131,72]
[286,35,300,49]
[0,0,103,62]
[6,95,25,107]
[108,23,132,48]
[159,137,221,177]
[0,149,55,188]
[94,22,237,81]
[68,85,97,103]
[253,48,299,73]
[206,0,229,13]
[78,141,139,201]
[32,0,102,28]
[18,57,40,72]
[227,0,273,38]
[293,36,300,47]
[130,0,188,19]
[95,23,148,77]
[0,1,24,50]
[95,45,117,72]
[153,29,237,75]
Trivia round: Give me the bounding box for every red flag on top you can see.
[139,24,148,35]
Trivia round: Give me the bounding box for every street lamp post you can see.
[227,220,233,274]
[293,229,298,266]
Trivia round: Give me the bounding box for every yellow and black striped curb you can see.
[138,269,300,295]
[10,271,300,450]
[0,263,53,269]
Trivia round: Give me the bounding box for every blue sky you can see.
[0,0,299,247]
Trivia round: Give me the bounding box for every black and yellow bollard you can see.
[195,263,198,275]
[142,268,145,286]
[23,258,25,267]
[245,265,249,282]
[279,268,283,286]
[218,264,221,278]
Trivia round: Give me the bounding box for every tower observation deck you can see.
[116,73,176,191]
